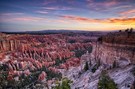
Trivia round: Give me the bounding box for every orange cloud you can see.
[108,18,135,24]
[60,15,135,25]
[60,15,103,23]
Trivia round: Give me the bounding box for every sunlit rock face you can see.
[109,65,134,89]
[90,42,135,67]
[63,43,135,89]
[0,40,21,52]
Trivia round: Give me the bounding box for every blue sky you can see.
[0,0,135,32]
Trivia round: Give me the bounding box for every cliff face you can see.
[65,42,135,89]
[0,40,21,53]
[90,42,135,66]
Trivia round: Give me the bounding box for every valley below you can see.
[0,30,135,89]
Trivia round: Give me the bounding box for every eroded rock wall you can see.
[0,40,21,52]
[90,42,135,65]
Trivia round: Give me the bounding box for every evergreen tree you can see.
[84,61,89,71]
[54,78,72,89]
[125,28,129,32]
[130,28,133,33]
[119,30,122,32]
[98,70,118,89]
[113,60,117,68]
[91,60,100,73]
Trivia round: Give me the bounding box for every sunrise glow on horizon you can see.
[0,0,135,32]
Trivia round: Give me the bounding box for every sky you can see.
[0,0,135,32]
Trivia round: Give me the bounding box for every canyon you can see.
[63,42,135,89]
[0,31,135,89]
[62,31,135,89]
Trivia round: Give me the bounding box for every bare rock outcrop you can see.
[90,42,135,67]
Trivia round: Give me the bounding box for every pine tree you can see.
[53,78,72,89]
[113,60,117,68]
[84,61,89,71]
[98,70,118,89]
